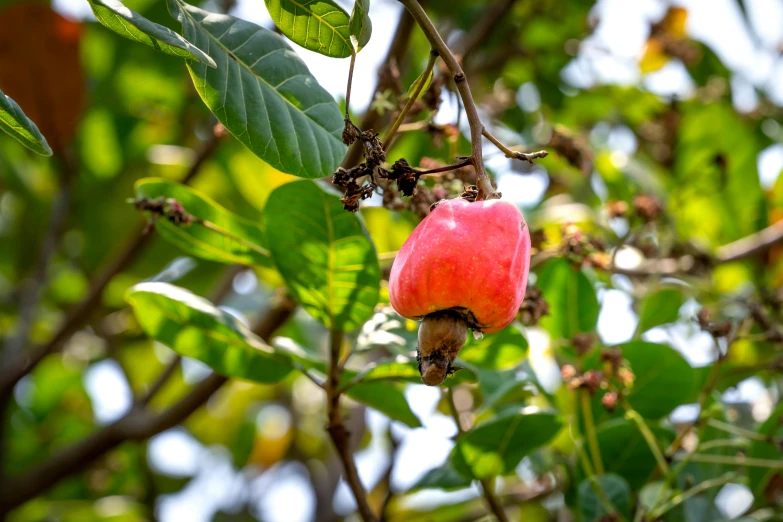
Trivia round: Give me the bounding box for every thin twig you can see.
[452,0,519,61]
[482,128,548,164]
[397,0,492,199]
[345,51,357,117]
[665,338,725,459]
[707,418,779,443]
[625,408,669,476]
[326,328,377,522]
[342,11,415,168]
[382,49,438,150]
[675,453,783,468]
[0,296,296,516]
[648,473,738,520]
[581,390,605,475]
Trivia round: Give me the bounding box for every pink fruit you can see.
[389,197,531,385]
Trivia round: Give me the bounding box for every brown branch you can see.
[0,133,222,399]
[0,294,295,516]
[482,128,548,164]
[716,219,783,263]
[326,328,377,522]
[397,0,493,200]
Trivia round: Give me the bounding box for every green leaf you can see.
[537,258,599,340]
[263,181,380,331]
[168,0,347,178]
[0,87,52,156]
[406,69,433,101]
[459,324,528,370]
[135,178,270,267]
[748,402,783,497]
[451,408,561,479]
[344,360,421,386]
[410,461,472,491]
[345,382,421,427]
[264,0,352,58]
[349,0,371,51]
[594,418,674,490]
[126,282,293,383]
[635,287,684,335]
[87,0,216,67]
[577,474,631,521]
[623,341,694,419]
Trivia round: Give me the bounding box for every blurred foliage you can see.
[2,0,783,521]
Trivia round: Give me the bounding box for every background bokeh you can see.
[2,0,783,520]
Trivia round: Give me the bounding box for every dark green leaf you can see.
[451,408,561,479]
[0,87,52,156]
[537,258,599,340]
[577,474,631,522]
[635,287,684,335]
[748,403,783,497]
[623,341,694,419]
[410,461,472,491]
[459,324,528,370]
[136,178,271,267]
[345,360,421,386]
[349,0,371,51]
[168,0,347,178]
[345,382,421,427]
[126,282,293,383]
[87,0,215,67]
[264,0,352,58]
[594,418,674,490]
[264,181,380,331]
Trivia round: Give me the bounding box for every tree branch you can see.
[397,0,493,199]
[0,132,222,399]
[326,328,377,522]
[482,128,548,163]
[0,294,295,516]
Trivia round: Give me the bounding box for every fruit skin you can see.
[389,197,531,334]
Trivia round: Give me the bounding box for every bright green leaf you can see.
[451,408,561,479]
[635,287,684,335]
[87,0,216,67]
[623,341,695,419]
[459,324,528,370]
[0,87,52,156]
[349,0,371,51]
[168,0,347,178]
[537,258,599,340]
[577,474,632,521]
[406,68,433,101]
[126,282,293,383]
[135,178,271,267]
[263,181,380,331]
[264,0,352,58]
[594,418,674,490]
[345,382,421,427]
